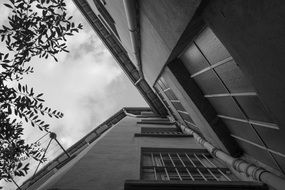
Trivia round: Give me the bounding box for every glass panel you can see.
[194,27,231,65]
[214,60,255,93]
[180,43,210,74]
[208,96,246,119]
[142,168,155,180]
[164,89,178,101]
[235,96,276,123]
[171,102,186,112]
[141,150,233,182]
[194,69,227,94]
[160,77,169,89]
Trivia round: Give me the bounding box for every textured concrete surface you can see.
[139,0,201,85]
[46,117,202,190]
[203,0,285,173]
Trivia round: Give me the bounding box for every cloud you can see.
[15,0,148,151]
[0,3,10,24]
[21,28,124,145]
[0,1,148,188]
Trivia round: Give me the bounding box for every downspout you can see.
[123,0,144,84]
[178,123,285,190]
[123,108,138,118]
[123,108,156,118]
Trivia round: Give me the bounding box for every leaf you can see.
[14,171,20,176]
[4,53,9,59]
[17,162,23,169]
[4,3,13,9]
[30,88,34,96]
[36,4,42,9]
[18,83,21,92]
[19,171,24,176]
[7,106,12,114]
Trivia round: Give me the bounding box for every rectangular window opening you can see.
[141,148,234,182]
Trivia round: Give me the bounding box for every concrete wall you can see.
[203,0,285,173]
[86,0,137,64]
[86,0,201,85]
[139,0,201,85]
[47,116,202,190]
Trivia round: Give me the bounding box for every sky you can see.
[0,1,147,188]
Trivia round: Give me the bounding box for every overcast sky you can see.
[0,1,147,188]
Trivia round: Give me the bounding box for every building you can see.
[19,0,285,189]
[19,107,268,190]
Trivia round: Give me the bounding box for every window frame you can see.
[140,147,233,182]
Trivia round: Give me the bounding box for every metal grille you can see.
[141,131,183,135]
[142,149,232,181]
[141,127,182,136]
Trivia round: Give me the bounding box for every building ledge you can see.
[124,180,268,190]
[134,133,192,137]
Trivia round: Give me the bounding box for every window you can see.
[138,119,173,125]
[179,26,280,169]
[141,148,233,181]
[155,78,199,132]
[135,127,191,137]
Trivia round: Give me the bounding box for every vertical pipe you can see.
[178,123,285,190]
[123,0,143,77]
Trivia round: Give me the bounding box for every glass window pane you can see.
[180,43,210,74]
[195,27,231,65]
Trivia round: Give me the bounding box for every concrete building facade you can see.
[71,0,285,188]
[19,108,267,190]
[19,0,285,189]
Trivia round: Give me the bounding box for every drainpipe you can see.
[123,108,138,118]
[123,108,156,118]
[123,0,144,83]
[178,123,285,190]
